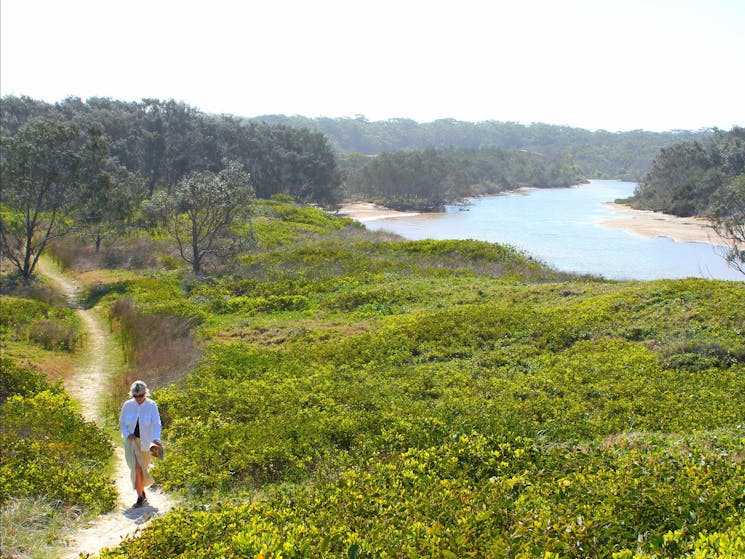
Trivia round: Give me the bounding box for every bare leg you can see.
[135,462,144,497]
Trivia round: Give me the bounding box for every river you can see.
[362,180,742,281]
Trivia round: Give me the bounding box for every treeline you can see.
[0,96,347,280]
[1,97,581,216]
[342,147,583,211]
[253,114,708,180]
[629,127,745,217]
[0,96,342,206]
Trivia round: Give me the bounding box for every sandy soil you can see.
[37,259,176,558]
[600,203,725,245]
[337,202,421,222]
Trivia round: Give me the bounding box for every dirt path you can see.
[36,259,175,558]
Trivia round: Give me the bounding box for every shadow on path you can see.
[123,503,161,524]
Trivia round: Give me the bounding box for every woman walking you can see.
[119,380,162,508]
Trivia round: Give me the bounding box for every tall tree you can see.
[709,174,745,275]
[632,128,745,217]
[157,161,255,274]
[238,124,342,208]
[76,126,146,252]
[0,118,100,282]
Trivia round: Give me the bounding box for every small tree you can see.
[0,118,88,282]
[709,174,745,276]
[160,161,254,274]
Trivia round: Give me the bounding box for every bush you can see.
[0,295,80,351]
[49,236,164,271]
[28,318,80,350]
[98,431,745,559]
[0,358,48,403]
[0,365,116,512]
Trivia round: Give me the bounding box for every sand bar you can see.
[600,203,724,245]
[339,200,726,246]
[337,202,420,222]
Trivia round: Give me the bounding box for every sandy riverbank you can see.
[339,200,726,246]
[599,203,724,245]
[337,202,421,222]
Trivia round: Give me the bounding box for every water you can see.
[363,180,743,281]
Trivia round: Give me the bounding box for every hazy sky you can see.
[2,0,743,132]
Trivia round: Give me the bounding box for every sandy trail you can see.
[37,259,175,558]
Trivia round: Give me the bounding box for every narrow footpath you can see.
[37,259,175,558]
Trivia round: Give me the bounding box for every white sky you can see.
[1,0,743,132]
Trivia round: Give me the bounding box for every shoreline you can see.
[338,199,726,246]
[337,202,421,222]
[599,203,724,245]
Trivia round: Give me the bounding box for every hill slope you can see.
[49,201,742,559]
[252,115,710,180]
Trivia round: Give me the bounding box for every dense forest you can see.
[252,114,709,180]
[0,96,581,215]
[341,146,583,211]
[0,96,343,206]
[3,96,722,217]
[628,127,745,217]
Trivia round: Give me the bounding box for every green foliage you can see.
[94,264,745,557]
[0,117,86,282]
[0,96,343,208]
[0,359,115,512]
[159,161,256,274]
[346,148,465,211]
[254,114,708,180]
[0,295,81,351]
[260,198,352,230]
[710,173,745,275]
[630,127,745,217]
[99,431,745,558]
[3,189,740,556]
[0,358,48,403]
[139,278,744,495]
[343,146,585,210]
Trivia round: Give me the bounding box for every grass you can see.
[0,496,84,559]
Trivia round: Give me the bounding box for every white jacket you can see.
[119,397,162,450]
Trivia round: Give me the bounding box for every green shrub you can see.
[0,373,115,512]
[221,294,310,314]
[0,358,48,403]
[99,431,745,559]
[62,216,743,558]
[0,295,80,351]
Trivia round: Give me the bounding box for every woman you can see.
[119,380,162,508]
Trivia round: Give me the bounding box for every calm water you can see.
[364,180,743,281]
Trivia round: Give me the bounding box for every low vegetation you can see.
[3,200,743,558]
[42,202,740,558]
[0,359,115,558]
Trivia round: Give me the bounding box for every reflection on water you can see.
[364,180,742,281]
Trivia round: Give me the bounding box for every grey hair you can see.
[129,380,150,397]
